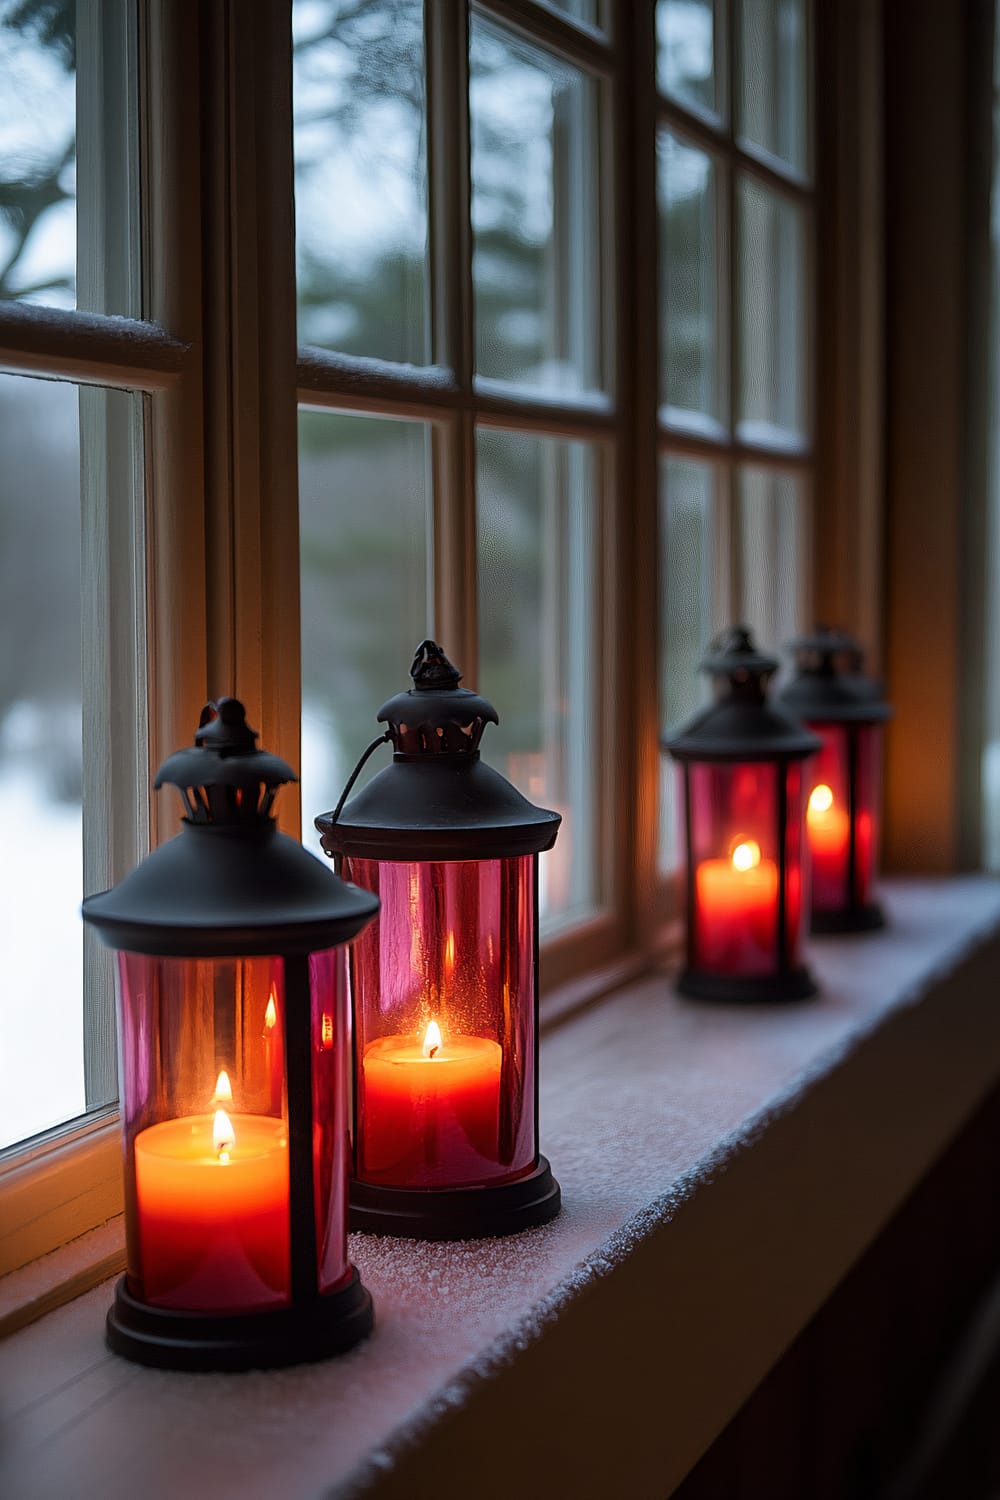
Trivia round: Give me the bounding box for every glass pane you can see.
[737,176,807,441]
[477,429,600,928]
[549,0,600,23]
[657,0,719,116]
[738,466,804,651]
[470,16,602,394]
[0,374,82,1148]
[658,132,724,422]
[299,410,430,836]
[292,0,429,363]
[738,0,808,173]
[659,458,719,871]
[0,0,76,307]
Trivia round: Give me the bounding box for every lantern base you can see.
[349,1156,561,1240]
[105,1265,374,1371]
[675,966,818,1003]
[810,902,886,935]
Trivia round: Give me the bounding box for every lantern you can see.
[664,626,821,1002]
[777,628,892,932]
[82,698,379,1370]
[315,641,561,1239]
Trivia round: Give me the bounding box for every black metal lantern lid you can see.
[316,641,561,861]
[664,626,821,762]
[83,699,379,957]
[778,628,893,725]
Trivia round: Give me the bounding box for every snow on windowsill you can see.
[2,877,1000,1500]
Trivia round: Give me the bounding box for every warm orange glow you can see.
[214,1068,233,1104]
[422,1019,443,1059]
[809,784,834,815]
[321,1012,334,1049]
[730,839,761,873]
[264,991,278,1032]
[444,930,456,972]
[213,1107,235,1162]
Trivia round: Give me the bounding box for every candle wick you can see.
[218,1149,230,1164]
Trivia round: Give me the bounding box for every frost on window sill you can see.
[2,877,999,1500]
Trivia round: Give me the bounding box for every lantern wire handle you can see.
[326,731,392,829]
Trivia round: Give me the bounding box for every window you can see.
[1,0,822,1278]
[656,0,813,873]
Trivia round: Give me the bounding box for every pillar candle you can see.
[694,840,779,972]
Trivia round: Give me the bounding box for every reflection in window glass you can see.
[470,16,601,395]
[738,466,804,651]
[737,176,806,441]
[738,0,808,173]
[298,411,430,835]
[657,0,718,116]
[658,132,724,423]
[292,0,429,364]
[659,459,718,871]
[0,374,83,1148]
[0,0,76,308]
[477,429,600,929]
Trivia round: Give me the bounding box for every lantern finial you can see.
[410,640,462,691]
[196,696,259,752]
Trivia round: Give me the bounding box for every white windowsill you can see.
[2,877,999,1500]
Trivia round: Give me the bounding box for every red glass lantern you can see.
[82,699,379,1370]
[664,627,821,1002]
[778,629,892,932]
[316,641,561,1239]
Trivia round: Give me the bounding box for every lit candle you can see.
[694,838,779,971]
[133,1080,289,1311]
[262,986,283,1114]
[806,783,851,907]
[359,1019,502,1187]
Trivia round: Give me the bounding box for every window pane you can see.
[470,17,602,394]
[659,458,719,871]
[477,429,601,928]
[657,0,719,117]
[737,176,807,441]
[299,411,430,833]
[738,466,804,651]
[658,132,725,424]
[0,374,82,1148]
[738,0,808,174]
[0,0,76,307]
[548,0,600,23]
[292,0,429,364]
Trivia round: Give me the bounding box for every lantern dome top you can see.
[779,628,892,724]
[375,639,500,756]
[82,698,379,956]
[665,625,821,763]
[316,641,560,861]
[154,697,298,826]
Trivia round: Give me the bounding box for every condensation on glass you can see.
[737,176,807,442]
[345,857,536,1190]
[737,0,809,175]
[658,458,719,872]
[476,429,599,928]
[0,373,82,1149]
[658,131,725,424]
[116,947,350,1311]
[470,15,602,394]
[657,0,721,118]
[738,466,805,650]
[297,410,430,843]
[291,0,429,364]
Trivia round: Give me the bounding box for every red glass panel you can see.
[344,856,537,1189]
[853,725,882,907]
[309,946,350,1293]
[804,726,851,911]
[117,953,290,1313]
[685,759,808,976]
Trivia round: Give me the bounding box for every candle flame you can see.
[731,839,761,873]
[422,1019,443,1059]
[264,992,278,1032]
[214,1068,233,1103]
[213,1107,235,1162]
[809,783,834,814]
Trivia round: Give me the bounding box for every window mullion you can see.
[426,0,478,668]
